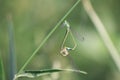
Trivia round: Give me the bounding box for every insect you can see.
[60,20,77,56]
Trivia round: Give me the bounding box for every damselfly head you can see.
[64,20,70,28]
[61,20,70,29]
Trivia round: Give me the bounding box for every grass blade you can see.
[7,14,17,80]
[14,68,87,80]
[0,52,5,80]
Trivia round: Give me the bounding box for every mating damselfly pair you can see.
[60,20,85,56]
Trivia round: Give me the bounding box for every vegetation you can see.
[0,0,120,80]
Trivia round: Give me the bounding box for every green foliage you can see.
[1,0,120,80]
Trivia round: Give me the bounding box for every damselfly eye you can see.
[66,47,72,51]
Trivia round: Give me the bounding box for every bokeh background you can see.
[0,0,120,80]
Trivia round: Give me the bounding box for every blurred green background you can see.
[0,0,120,80]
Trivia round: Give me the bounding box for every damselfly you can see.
[60,20,77,56]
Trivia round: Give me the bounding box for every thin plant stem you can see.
[18,0,81,74]
[82,0,120,71]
